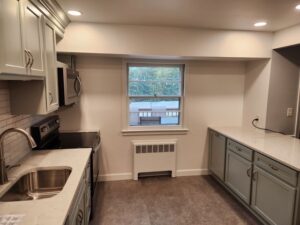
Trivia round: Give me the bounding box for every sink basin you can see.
[0,167,72,202]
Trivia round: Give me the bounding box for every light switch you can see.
[287,108,293,117]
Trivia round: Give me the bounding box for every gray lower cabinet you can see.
[251,166,296,225]
[209,130,226,181]
[76,192,86,225]
[66,161,91,225]
[208,131,299,225]
[68,179,85,225]
[225,150,252,204]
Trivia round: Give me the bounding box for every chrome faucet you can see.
[0,128,37,185]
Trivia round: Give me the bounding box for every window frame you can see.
[121,59,189,135]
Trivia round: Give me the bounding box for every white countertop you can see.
[209,126,300,172]
[0,148,92,225]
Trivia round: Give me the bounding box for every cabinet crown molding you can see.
[33,0,70,32]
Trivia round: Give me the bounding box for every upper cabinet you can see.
[21,0,45,76]
[0,0,69,80]
[0,0,27,76]
[6,0,70,114]
[43,18,59,112]
[9,14,63,114]
[0,0,45,78]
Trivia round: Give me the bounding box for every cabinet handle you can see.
[28,51,34,68]
[74,75,82,96]
[252,171,258,181]
[76,210,83,225]
[24,50,31,68]
[79,210,84,225]
[237,147,242,152]
[246,167,252,177]
[49,92,54,104]
[269,164,279,171]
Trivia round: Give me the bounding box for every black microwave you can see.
[57,62,81,106]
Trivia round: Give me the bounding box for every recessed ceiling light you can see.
[68,10,82,16]
[254,21,267,27]
[296,4,300,10]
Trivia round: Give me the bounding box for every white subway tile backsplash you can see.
[0,81,41,166]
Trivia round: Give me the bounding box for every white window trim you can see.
[121,58,189,136]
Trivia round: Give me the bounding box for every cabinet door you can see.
[0,0,27,75]
[225,150,252,204]
[44,20,59,112]
[251,166,296,225]
[22,0,45,76]
[209,131,226,181]
[76,193,86,225]
[85,162,91,224]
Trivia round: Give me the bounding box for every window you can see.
[127,64,184,127]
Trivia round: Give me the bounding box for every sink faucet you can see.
[0,128,37,185]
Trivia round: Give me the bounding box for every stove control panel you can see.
[31,115,60,145]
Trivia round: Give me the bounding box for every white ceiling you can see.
[57,0,300,31]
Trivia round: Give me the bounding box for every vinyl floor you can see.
[90,176,261,225]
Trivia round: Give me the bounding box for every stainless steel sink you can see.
[0,167,71,202]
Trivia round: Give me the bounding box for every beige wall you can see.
[57,23,273,59]
[266,51,299,134]
[242,53,300,134]
[57,55,246,181]
[273,24,300,49]
[243,60,271,127]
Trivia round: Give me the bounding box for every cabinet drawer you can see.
[254,153,297,187]
[227,139,253,161]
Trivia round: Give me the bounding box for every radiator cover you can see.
[132,139,177,180]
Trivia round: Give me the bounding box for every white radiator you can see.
[132,139,177,180]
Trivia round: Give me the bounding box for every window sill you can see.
[121,127,189,136]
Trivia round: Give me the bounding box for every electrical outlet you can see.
[287,108,293,117]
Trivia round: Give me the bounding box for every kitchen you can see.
[1,0,300,225]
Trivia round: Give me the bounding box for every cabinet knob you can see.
[41,126,49,133]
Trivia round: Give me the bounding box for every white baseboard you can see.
[98,169,210,182]
[98,173,132,181]
[176,169,210,177]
